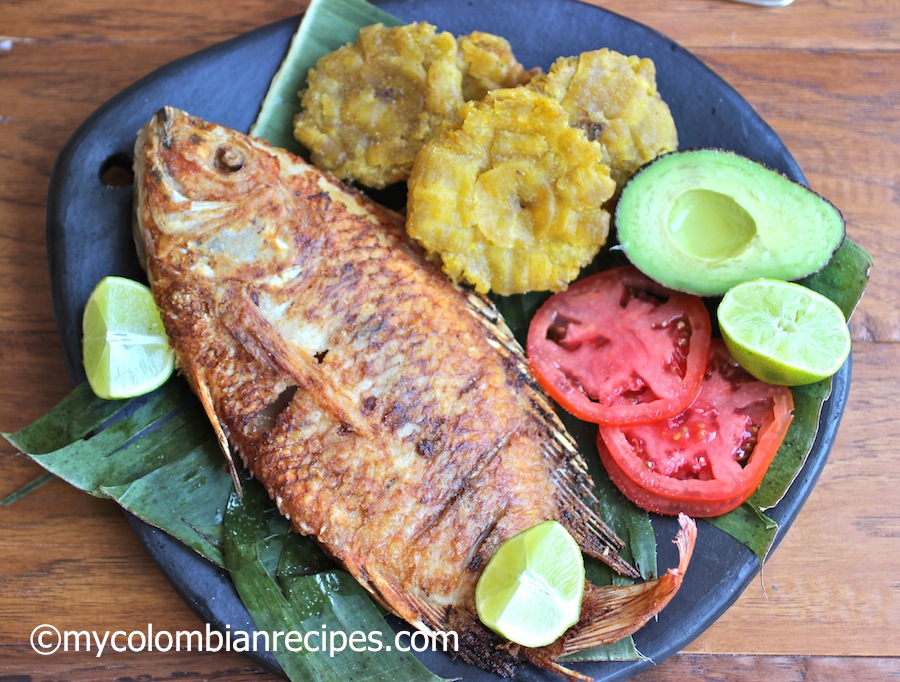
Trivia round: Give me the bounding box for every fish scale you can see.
[133,105,695,682]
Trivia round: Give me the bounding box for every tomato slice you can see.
[597,340,794,517]
[526,266,712,426]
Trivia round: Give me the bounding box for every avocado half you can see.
[615,149,846,296]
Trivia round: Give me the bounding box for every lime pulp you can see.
[475,520,585,648]
[82,276,175,399]
[717,278,851,386]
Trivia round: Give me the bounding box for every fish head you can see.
[133,105,299,279]
[141,106,272,200]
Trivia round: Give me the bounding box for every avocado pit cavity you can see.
[615,149,845,296]
[668,189,756,261]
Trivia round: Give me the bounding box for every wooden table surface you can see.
[1,0,897,680]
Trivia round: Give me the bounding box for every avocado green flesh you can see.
[668,189,756,261]
[615,149,846,296]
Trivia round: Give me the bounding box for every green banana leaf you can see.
[2,378,446,682]
[249,0,874,635]
[2,0,874,677]
[3,381,232,565]
[224,481,445,682]
[723,238,873,557]
[250,0,402,151]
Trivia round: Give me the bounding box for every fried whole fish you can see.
[133,106,695,681]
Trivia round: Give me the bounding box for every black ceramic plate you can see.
[46,1,850,680]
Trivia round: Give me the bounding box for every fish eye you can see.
[215,146,245,173]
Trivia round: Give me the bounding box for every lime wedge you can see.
[82,276,175,399]
[717,278,851,386]
[475,520,585,648]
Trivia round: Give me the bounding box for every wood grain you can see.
[2,0,897,51]
[1,0,898,680]
[1,648,898,682]
[685,342,900,656]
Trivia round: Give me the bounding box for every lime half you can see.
[718,278,851,386]
[475,520,585,648]
[82,276,175,400]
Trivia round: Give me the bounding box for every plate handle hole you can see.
[100,152,134,187]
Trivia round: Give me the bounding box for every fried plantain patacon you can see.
[294,23,537,188]
[293,22,463,188]
[458,31,540,101]
[529,48,678,190]
[136,105,695,682]
[407,88,615,295]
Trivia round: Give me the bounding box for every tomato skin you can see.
[597,340,794,518]
[526,266,712,426]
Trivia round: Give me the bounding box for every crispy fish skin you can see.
[134,106,695,681]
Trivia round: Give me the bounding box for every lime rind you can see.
[82,276,175,400]
[718,278,851,386]
[475,520,585,648]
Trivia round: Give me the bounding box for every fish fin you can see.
[465,290,639,577]
[226,294,375,439]
[363,567,448,630]
[446,607,520,679]
[545,436,642,579]
[527,514,696,672]
[520,655,594,682]
[354,564,520,678]
[193,373,244,499]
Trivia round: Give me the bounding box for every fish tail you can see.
[521,656,594,682]
[524,514,696,677]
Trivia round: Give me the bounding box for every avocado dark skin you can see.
[614,148,845,296]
